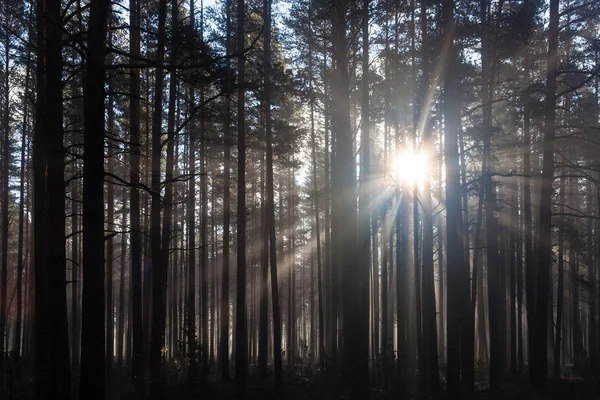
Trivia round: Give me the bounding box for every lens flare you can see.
[392,149,428,185]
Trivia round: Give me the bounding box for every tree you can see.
[80,0,111,398]
[149,0,168,394]
[235,0,248,392]
[129,0,144,392]
[531,0,559,385]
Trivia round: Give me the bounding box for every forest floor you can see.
[4,362,599,399]
[104,366,600,400]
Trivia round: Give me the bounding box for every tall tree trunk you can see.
[106,72,115,375]
[331,0,365,391]
[0,8,10,372]
[481,0,501,388]
[531,0,558,385]
[129,0,144,392]
[312,9,325,373]
[33,0,50,394]
[14,42,31,358]
[443,0,468,394]
[263,0,283,383]
[199,1,209,380]
[44,0,73,394]
[510,182,518,377]
[118,191,127,366]
[554,173,565,378]
[235,0,248,391]
[161,0,178,374]
[149,0,168,393]
[80,0,110,398]
[522,49,535,379]
[588,183,596,373]
[259,153,268,380]
[219,0,232,380]
[187,0,198,385]
[419,0,440,392]
[359,0,371,383]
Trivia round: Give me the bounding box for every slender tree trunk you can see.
[359,0,371,382]
[106,73,116,375]
[531,0,558,385]
[118,190,127,366]
[129,0,144,391]
[0,10,10,372]
[33,0,50,394]
[510,182,518,377]
[199,1,209,379]
[235,0,248,391]
[588,183,596,373]
[259,152,268,380]
[149,0,168,393]
[554,173,565,378]
[419,1,439,391]
[14,50,31,358]
[219,0,232,381]
[311,12,325,372]
[443,0,468,394]
[263,0,283,383]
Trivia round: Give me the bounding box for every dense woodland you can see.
[1,0,600,398]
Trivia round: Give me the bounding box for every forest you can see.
[0,0,600,398]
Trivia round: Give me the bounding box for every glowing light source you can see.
[392,148,428,185]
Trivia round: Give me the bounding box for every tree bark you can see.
[149,0,168,393]
[80,0,111,397]
[235,0,248,391]
[531,0,559,385]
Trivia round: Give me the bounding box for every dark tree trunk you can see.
[219,0,232,380]
[311,8,325,373]
[531,0,558,385]
[14,43,31,358]
[235,0,248,391]
[33,0,49,394]
[106,73,115,376]
[118,189,127,366]
[149,0,167,394]
[199,4,209,380]
[419,1,440,392]
[129,0,144,392]
[331,0,365,391]
[80,0,110,398]
[0,11,10,373]
[554,173,566,378]
[263,0,283,383]
[443,0,469,394]
[187,0,198,385]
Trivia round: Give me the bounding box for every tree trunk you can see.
[128,0,144,392]
[219,0,232,380]
[14,43,31,358]
[531,0,558,385]
[199,3,209,379]
[235,0,248,391]
[106,71,115,375]
[149,0,168,393]
[80,0,110,398]
[554,173,565,378]
[263,0,283,383]
[118,190,127,366]
[443,0,468,394]
[419,1,440,392]
[312,8,325,372]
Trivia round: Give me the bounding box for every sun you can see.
[392,148,428,185]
